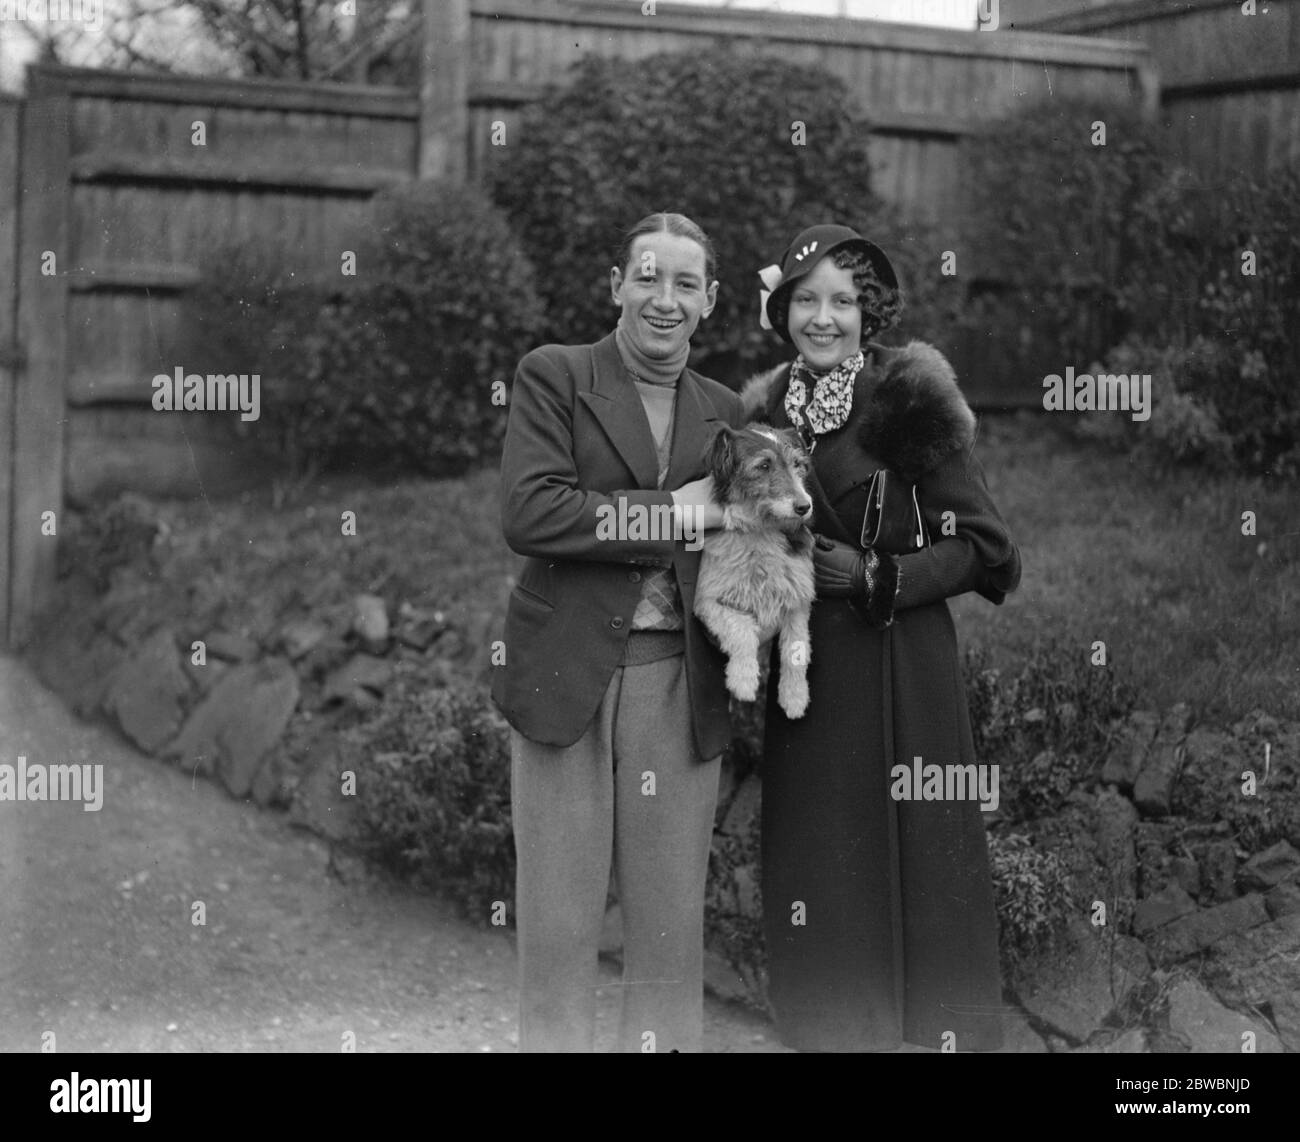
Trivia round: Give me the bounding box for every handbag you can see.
[860,468,927,554]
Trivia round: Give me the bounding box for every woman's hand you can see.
[812,535,898,627]
[671,476,724,532]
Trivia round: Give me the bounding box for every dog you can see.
[694,424,816,718]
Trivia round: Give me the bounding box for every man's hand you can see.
[672,476,724,532]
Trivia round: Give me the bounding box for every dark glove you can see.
[812,534,899,628]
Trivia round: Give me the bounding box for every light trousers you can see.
[511,652,722,1052]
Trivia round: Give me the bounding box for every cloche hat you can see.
[758,224,898,343]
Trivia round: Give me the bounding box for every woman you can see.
[747,224,1022,1052]
[492,212,743,1052]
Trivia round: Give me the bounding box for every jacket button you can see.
[629,571,642,583]
[610,617,624,630]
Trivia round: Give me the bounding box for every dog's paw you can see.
[778,675,809,719]
[726,659,760,702]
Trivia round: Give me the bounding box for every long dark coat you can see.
[744,341,1022,1052]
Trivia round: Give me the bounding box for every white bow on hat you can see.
[757,263,784,331]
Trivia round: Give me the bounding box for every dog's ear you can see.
[778,427,808,457]
[704,424,738,490]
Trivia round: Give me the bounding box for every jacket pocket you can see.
[511,584,554,612]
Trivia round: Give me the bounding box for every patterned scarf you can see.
[784,350,865,446]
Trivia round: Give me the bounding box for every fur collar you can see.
[739,341,976,482]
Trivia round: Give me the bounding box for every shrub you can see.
[964,639,1140,821]
[987,832,1074,981]
[351,675,514,920]
[488,46,906,380]
[186,181,545,479]
[961,99,1166,375]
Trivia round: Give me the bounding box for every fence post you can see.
[10,70,71,648]
[420,0,470,182]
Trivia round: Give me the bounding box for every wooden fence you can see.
[1,1,1154,647]
[1006,0,1300,177]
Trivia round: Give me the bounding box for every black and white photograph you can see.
[0,0,1295,1120]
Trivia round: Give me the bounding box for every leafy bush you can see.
[961,99,1166,375]
[351,676,514,920]
[987,832,1074,980]
[964,639,1140,821]
[963,98,1300,473]
[489,46,911,379]
[186,181,545,478]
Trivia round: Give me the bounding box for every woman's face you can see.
[786,256,862,372]
[610,232,718,360]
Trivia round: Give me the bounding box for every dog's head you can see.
[705,424,813,533]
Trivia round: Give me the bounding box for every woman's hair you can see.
[771,246,905,341]
[615,212,717,281]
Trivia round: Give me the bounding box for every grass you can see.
[951,412,1300,722]
[124,413,1297,725]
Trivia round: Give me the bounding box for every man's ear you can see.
[610,265,625,306]
[702,279,719,319]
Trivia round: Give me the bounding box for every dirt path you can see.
[0,653,781,1053]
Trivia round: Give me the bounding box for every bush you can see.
[961,99,1166,374]
[186,181,545,479]
[987,832,1074,981]
[488,46,907,380]
[963,98,1300,474]
[351,676,514,920]
[964,639,1140,822]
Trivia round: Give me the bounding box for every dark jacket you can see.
[745,340,1022,1052]
[491,331,745,758]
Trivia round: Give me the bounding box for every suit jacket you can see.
[491,330,745,758]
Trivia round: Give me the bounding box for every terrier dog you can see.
[694,424,816,718]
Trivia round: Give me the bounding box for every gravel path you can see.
[0,653,781,1053]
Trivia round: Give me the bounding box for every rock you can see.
[1015,919,1149,1044]
[1135,821,1178,897]
[204,630,259,663]
[1202,913,1300,1051]
[1265,881,1300,919]
[47,630,124,718]
[720,774,761,837]
[103,627,191,752]
[1072,1027,1147,1053]
[996,1015,1049,1053]
[1170,855,1200,895]
[300,635,352,681]
[288,744,359,841]
[181,651,228,695]
[733,864,761,919]
[1239,840,1300,891]
[395,604,449,652]
[1148,893,1270,964]
[703,949,749,1003]
[1133,709,1190,818]
[277,616,329,661]
[166,658,299,798]
[1094,787,1138,899]
[1101,710,1159,789]
[1196,840,1237,903]
[1133,882,1198,935]
[352,594,389,652]
[322,654,393,705]
[1165,977,1282,1053]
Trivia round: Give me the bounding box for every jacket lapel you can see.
[663,368,725,493]
[576,332,660,490]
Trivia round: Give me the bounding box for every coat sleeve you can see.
[892,445,1021,611]
[499,345,680,565]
